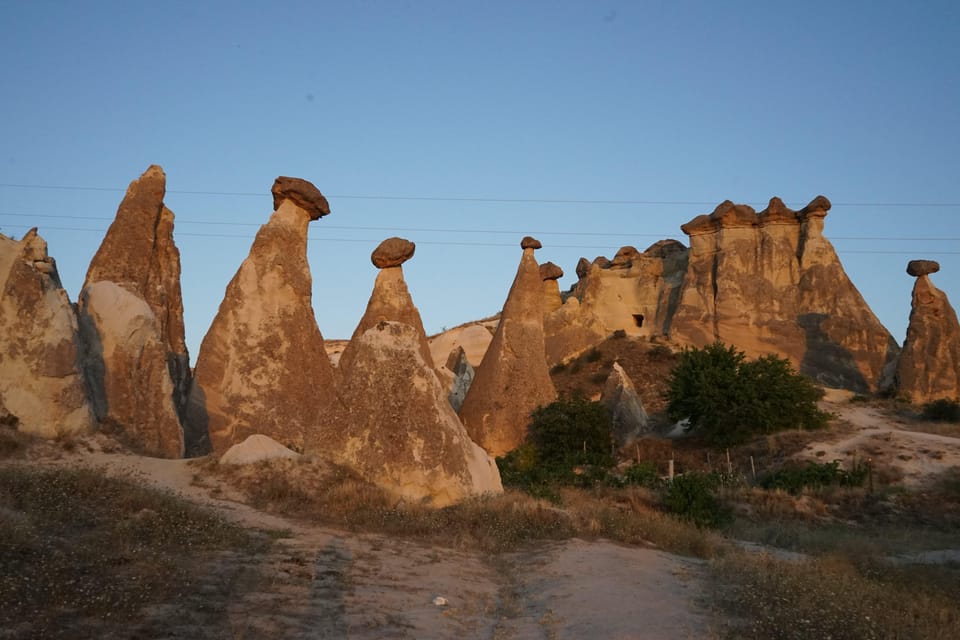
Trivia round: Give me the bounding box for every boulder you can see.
[907,260,940,277]
[271,177,330,220]
[327,321,502,506]
[0,230,94,438]
[610,246,642,269]
[445,346,475,412]
[601,363,649,446]
[186,177,338,454]
[541,262,564,314]
[371,237,416,268]
[896,268,960,404]
[459,240,557,456]
[670,196,899,392]
[521,236,542,250]
[79,165,188,457]
[576,257,591,279]
[220,434,300,466]
[540,262,563,281]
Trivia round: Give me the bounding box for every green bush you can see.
[623,461,661,488]
[663,472,732,528]
[921,399,960,423]
[666,342,829,448]
[758,460,869,495]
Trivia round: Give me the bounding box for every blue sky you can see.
[2,1,958,358]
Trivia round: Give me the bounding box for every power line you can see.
[1,212,958,242]
[3,223,960,255]
[1,182,959,208]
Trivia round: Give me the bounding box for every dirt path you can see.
[25,447,715,639]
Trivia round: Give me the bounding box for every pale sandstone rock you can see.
[220,434,300,466]
[896,271,960,404]
[544,240,688,365]
[186,181,337,454]
[0,230,94,438]
[326,321,502,506]
[601,363,649,446]
[459,242,557,456]
[670,196,899,392]
[79,281,184,457]
[428,322,497,369]
[79,165,189,457]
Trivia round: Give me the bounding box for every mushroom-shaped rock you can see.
[710,201,757,228]
[460,243,557,456]
[371,237,416,268]
[540,262,564,281]
[907,260,940,277]
[186,179,338,454]
[643,239,688,259]
[271,176,331,220]
[758,197,798,224]
[521,236,542,250]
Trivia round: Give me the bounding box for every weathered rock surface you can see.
[0,230,94,438]
[271,177,331,220]
[896,268,960,404]
[220,434,300,466]
[79,281,183,457]
[79,165,188,457]
[669,196,899,392]
[371,237,416,268]
[521,236,542,250]
[540,262,563,281]
[186,178,337,454]
[544,240,688,365]
[444,346,475,412]
[907,260,940,277]
[339,238,433,373]
[326,321,502,506]
[428,321,497,370]
[459,241,557,456]
[601,363,649,446]
[541,262,564,314]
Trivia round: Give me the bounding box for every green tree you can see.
[666,342,829,447]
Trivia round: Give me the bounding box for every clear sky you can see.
[2,1,958,359]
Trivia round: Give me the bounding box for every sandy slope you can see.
[25,446,714,639]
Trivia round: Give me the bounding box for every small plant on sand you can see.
[666,342,829,447]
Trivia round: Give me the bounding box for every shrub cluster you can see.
[921,398,960,423]
[758,460,869,495]
[666,342,829,447]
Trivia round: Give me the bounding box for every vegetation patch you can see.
[757,460,869,495]
[921,398,960,423]
[0,465,267,637]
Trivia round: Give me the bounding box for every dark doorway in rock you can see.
[632,314,644,328]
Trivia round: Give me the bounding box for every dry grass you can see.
[0,464,269,637]
[712,551,960,640]
[206,456,726,558]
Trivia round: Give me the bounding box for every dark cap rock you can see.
[539,262,563,281]
[798,195,831,219]
[610,246,642,268]
[576,257,591,279]
[271,177,331,220]
[758,197,798,224]
[521,236,542,250]
[371,237,416,268]
[907,260,940,277]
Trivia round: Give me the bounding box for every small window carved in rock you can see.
[632,314,644,328]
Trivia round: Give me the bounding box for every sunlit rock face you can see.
[545,240,688,365]
[185,177,337,455]
[459,238,557,457]
[313,238,502,506]
[669,196,899,393]
[0,229,94,438]
[601,362,650,446]
[78,165,187,457]
[896,261,960,404]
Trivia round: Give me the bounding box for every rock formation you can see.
[0,229,94,438]
[186,177,337,454]
[444,346,475,412]
[896,261,960,404]
[337,237,431,373]
[544,240,688,365]
[459,237,557,456]
[220,434,300,466]
[78,165,188,457]
[669,197,899,392]
[601,363,649,446]
[320,239,502,505]
[540,261,564,314]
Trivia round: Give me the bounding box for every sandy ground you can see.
[27,446,715,639]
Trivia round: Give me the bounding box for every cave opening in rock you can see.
[632,314,644,328]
